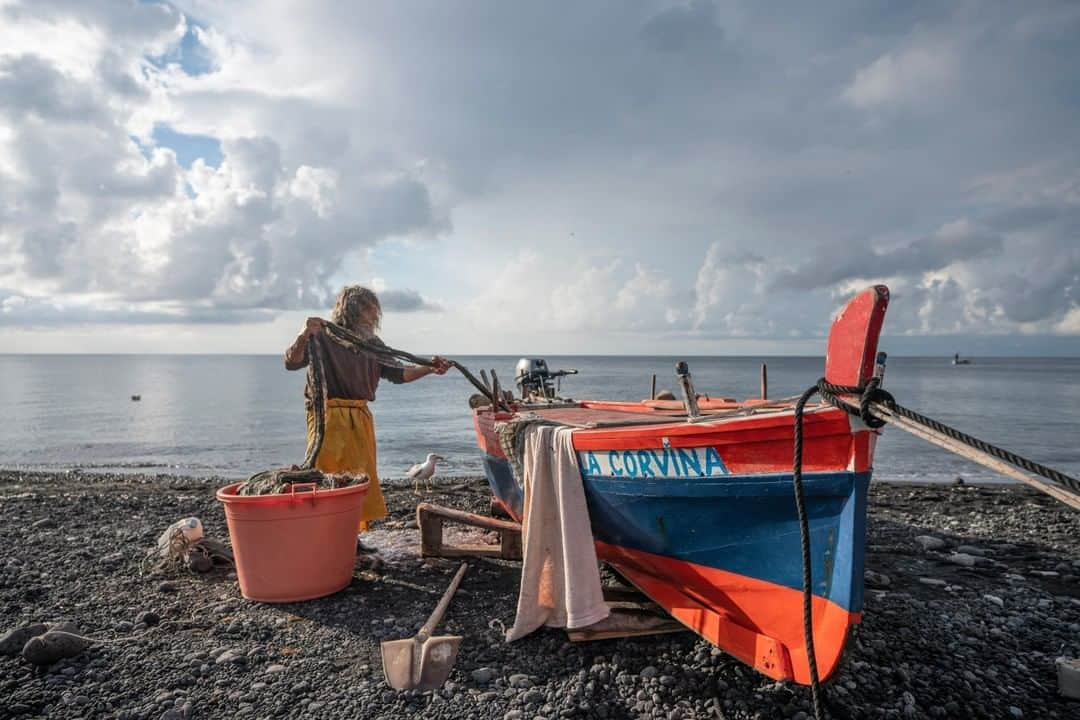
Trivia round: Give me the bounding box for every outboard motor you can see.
[514,357,578,400]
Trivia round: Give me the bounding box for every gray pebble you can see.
[472,667,496,684]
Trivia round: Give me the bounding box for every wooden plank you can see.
[419,513,444,557]
[430,544,509,559]
[416,502,522,533]
[566,611,687,642]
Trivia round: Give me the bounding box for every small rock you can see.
[0,623,47,656]
[215,649,246,665]
[136,611,160,627]
[31,518,56,530]
[983,594,1004,608]
[157,581,178,593]
[918,578,947,587]
[1008,707,1023,719]
[508,673,532,689]
[265,664,287,674]
[946,553,978,567]
[472,667,496,684]
[956,545,987,557]
[641,666,659,679]
[864,570,891,589]
[915,536,947,551]
[186,553,213,573]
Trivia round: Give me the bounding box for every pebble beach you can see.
[1,470,1078,720]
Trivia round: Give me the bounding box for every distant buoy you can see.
[131,395,141,401]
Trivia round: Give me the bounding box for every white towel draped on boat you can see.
[506,424,610,642]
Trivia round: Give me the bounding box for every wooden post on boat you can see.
[760,363,768,400]
[650,374,656,400]
[675,362,701,418]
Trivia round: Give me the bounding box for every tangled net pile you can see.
[143,526,235,575]
[237,468,364,496]
[235,330,370,496]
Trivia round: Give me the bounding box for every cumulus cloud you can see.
[843,38,957,110]
[774,219,1004,292]
[0,0,446,329]
[0,0,1078,352]
[378,289,442,313]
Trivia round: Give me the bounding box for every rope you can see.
[238,336,339,494]
[815,378,1080,498]
[320,321,497,406]
[793,385,829,720]
[300,336,327,470]
[793,372,1080,719]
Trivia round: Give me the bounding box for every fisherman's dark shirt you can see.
[285,337,405,406]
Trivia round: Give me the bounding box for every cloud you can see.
[0,1,1078,352]
[0,1,449,327]
[774,219,1004,292]
[640,0,725,55]
[0,288,275,326]
[844,38,957,110]
[378,288,442,313]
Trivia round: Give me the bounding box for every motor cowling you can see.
[515,357,552,399]
[514,358,578,400]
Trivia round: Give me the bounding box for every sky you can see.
[0,0,1078,356]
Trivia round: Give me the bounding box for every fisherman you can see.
[284,286,451,538]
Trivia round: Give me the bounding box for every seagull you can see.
[407,453,446,495]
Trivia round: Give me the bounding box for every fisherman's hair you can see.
[331,286,382,332]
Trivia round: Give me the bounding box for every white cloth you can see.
[506,424,610,641]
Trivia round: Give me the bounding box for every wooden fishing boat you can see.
[470,285,891,685]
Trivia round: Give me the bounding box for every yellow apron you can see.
[305,398,388,531]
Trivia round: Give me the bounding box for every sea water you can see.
[2,355,1078,484]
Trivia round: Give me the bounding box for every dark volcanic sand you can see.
[1,470,1078,719]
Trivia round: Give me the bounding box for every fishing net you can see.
[143,526,234,575]
[235,467,365,496]
[233,332,368,497]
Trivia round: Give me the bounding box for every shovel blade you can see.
[416,634,462,691]
[380,635,462,691]
[380,638,418,691]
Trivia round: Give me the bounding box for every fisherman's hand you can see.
[431,356,452,375]
[305,317,325,337]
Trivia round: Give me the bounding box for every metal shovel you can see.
[381,562,468,691]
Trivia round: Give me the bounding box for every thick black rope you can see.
[320,321,498,407]
[793,384,829,720]
[239,336,331,494]
[817,378,1080,497]
[300,336,327,470]
[794,372,1080,719]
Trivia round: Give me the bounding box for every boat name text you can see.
[579,447,729,478]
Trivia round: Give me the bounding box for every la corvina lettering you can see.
[579,447,729,478]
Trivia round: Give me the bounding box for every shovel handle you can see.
[418,562,468,640]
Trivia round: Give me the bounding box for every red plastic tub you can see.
[216,480,369,602]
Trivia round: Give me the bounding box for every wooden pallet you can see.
[416,501,523,560]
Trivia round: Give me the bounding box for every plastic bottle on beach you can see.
[157,517,204,556]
